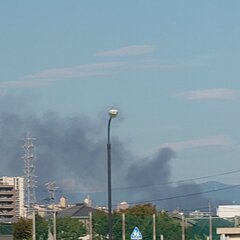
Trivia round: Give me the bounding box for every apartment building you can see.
[0,177,25,222]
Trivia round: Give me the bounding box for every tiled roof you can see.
[57,203,96,218]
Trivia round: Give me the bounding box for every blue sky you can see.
[1,1,240,190]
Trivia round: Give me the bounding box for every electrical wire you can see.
[113,169,240,191]
[36,168,240,194]
[126,184,240,205]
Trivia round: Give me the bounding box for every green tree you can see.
[157,212,181,240]
[13,217,32,240]
[93,205,182,240]
[93,204,157,240]
[93,209,108,239]
[35,214,49,240]
[123,204,156,240]
[124,204,156,216]
[56,217,87,240]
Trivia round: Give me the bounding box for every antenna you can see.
[22,132,37,216]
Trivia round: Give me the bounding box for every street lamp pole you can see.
[107,109,118,240]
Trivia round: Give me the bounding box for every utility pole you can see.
[153,213,156,240]
[182,214,185,240]
[32,211,36,240]
[53,211,57,240]
[89,211,93,240]
[122,213,125,240]
[209,203,212,240]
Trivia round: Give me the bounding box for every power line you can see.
[113,169,240,191]
[35,168,240,194]
[126,184,240,205]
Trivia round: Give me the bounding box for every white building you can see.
[217,205,240,218]
[117,201,129,211]
[0,176,25,219]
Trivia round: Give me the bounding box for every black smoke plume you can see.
[0,95,226,211]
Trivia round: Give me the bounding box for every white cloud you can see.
[176,88,240,100]
[23,61,126,80]
[0,61,127,89]
[160,135,231,151]
[0,59,186,90]
[0,79,50,89]
[0,52,211,90]
[95,45,155,57]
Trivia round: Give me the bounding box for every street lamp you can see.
[107,109,119,240]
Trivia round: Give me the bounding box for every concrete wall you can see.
[0,236,13,240]
[217,227,240,239]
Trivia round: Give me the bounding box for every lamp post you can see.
[107,109,119,240]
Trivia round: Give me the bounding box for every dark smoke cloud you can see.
[0,109,130,204]
[124,148,212,211]
[0,94,227,210]
[126,148,174,186]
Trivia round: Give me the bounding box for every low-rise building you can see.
[217,227,240,239]
[217,205,240,218]
[117,201,129,212]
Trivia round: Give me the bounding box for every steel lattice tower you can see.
[22,132,37,216]
[45,181,58,203]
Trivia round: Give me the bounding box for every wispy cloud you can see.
[0,51,212,90]
[0,59,192,90]
[136,60,195,70]
[0,61,127,89]
[95,45,155,57]
[176,88,240,100]
[160,135,231,151]
[23,61,126,80]
[0,79,50,89]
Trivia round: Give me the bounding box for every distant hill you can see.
[35,181,240,212]
[198,181,240,204]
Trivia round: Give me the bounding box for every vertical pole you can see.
[209,203,212,240]
[89,211,93,240]
[122,213,125,240]
[107,111,118,240]
[32,210,36,240]
[53,211,57,240]
[107,117,113,240]
[209,215,212,240]
[182,215,185,240]
[234,216,238,227]
[107,142,112,240]
[153,213,156,240]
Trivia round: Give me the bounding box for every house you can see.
[217,227,240,239]
[57,202,96,224]
[57,202,97,240]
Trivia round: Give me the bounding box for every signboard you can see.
[130,226,142,240]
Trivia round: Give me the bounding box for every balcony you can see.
[0,211,15,216]
[0,205,15,209]
[0,198,14,202]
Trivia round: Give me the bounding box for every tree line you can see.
[12,204,227,240]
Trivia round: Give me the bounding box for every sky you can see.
[1,1,240,209]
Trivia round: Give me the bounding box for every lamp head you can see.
[109,109,119,118]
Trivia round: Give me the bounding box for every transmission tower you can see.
[45,181,59,203]
[22,132,37,216]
